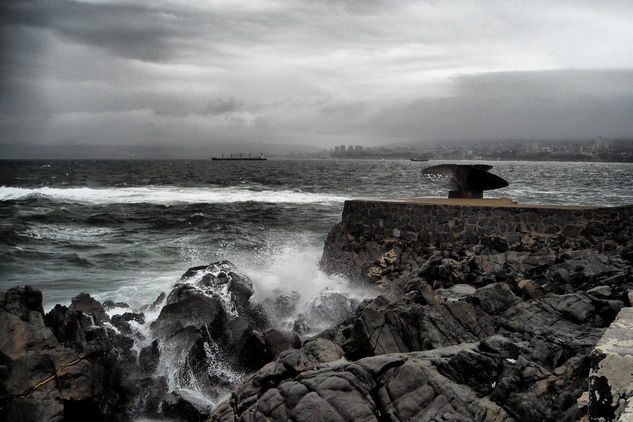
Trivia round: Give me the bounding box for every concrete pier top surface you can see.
[595,307,633,356]
[362,197,599,210]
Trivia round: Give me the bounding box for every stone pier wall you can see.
[321,199,633,283]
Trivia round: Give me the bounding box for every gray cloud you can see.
[204,98,244,116]
[1,0,632,149]
[359,70,633,142]
[0,0,182,61]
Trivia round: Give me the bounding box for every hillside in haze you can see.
[0,142,323,159]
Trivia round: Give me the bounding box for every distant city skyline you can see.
[1,0,633,151]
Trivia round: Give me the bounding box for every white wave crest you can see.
[24,225,115,241]
[0,186,349,205]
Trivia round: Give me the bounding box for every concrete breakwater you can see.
[321,198,633,284]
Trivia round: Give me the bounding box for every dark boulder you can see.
[335,291,495,359]
[545,254,630,293]
[122,312,145,325]
[111,314,132,335]
[102,300,129,310]
[151,293,227,340]
[473,282,519,314]
[224,316,268,369]
[139,340,160,374]
[263,328,301,360]
[2,285,45,320]
[435,283,476,302]
[161,390,213,422]
[245,303,271,331]
[0,286,127,422]
[69,292,110,324]
[211,345,512,422]
[45,304,92,346]
[198,261,254,311]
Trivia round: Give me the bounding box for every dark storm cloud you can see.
[0,0,182,61]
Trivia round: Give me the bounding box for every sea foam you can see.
[0,186,349,205]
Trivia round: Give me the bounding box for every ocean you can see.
[1,159,633,311]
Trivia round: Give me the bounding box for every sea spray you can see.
[244,241,375,334]
[95,243,375,412]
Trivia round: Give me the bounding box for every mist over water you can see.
[1,158,632,310]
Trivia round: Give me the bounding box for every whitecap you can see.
[0,185,350,205]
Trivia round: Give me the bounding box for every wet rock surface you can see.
[0,286,128,422]
[1,260,346,421]
[213,202,633,422]
[214,275,623,421]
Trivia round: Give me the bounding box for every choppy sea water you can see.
[1,159,632,310]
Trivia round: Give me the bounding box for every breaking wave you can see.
[0,186,349,205]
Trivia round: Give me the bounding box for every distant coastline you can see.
[0,137,632,161]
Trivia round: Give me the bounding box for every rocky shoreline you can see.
[2,200,633,421]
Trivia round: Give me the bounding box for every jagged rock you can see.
[69,292,110,324]
[165,282,202,305]
[246,303,271,331]
[111,314,132,335]
[2,285,45,319]
[336,291,495,359]
[419,254,465,286]
[161,390,213,422]
[0,286,126,422]
[122,312,145,324]
[401,277,438,305]
[473,282,519,314]
[224,316,268,369]
[264,328,301,360]
[435,283,476,302]
[227,276,253,311]
[517,277,542,299]
[546,254,630,293]
[501,293,611,350]
[211,347,513,422]
[151,293,227,340]
[102,300,129,310]
[148,291,166,311]
[139,340,160,374]
[180,265,209,280]
[45,304,92,346]
[300,338,344,364]
[473,253,508,275]
[199,261,254,310]
[292,314,310,334]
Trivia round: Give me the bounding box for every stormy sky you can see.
[1,0,633,149]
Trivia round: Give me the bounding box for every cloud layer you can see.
[1,0,632,147]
